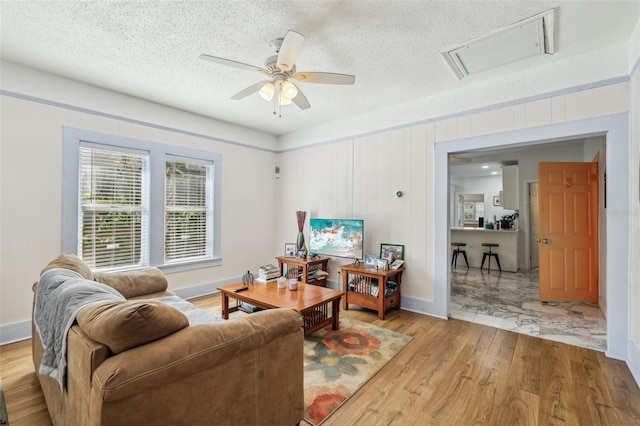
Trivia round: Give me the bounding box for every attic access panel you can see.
[441,9,555,79]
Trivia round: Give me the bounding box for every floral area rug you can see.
[206,304,412,425]
[302,317,412,424]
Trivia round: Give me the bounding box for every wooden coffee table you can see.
[218,282,344,336]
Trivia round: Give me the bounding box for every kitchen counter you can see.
[451,228,519,271]
[452,227,520,232]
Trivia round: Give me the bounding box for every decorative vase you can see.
[242,270,254,286]
[295,211,307,251]
[296,231,306,252]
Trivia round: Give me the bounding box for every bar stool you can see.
[481,243,501,272]
[451,242,469,268]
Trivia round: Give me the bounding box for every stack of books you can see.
[256,264,280,283]
[307,265,328,282]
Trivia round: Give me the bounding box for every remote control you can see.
[234,287,249,293]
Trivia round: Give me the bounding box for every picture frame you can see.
[284,243,296,257]
[493,195,500,206]
[380,243,404,261]
[296,249,307,258]
[364,254,378,267]
[376,258,388,271]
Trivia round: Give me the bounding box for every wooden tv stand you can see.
[340,263,404,320]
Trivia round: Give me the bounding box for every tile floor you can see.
[450,267,607,352]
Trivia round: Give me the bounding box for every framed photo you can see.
[364,254,378,267]
[376,258,388,270]
[284,243,296,257]
[493,195,500,206]
[380,243,404,261]
[296,249,307,258]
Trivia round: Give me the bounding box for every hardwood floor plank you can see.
[596,351,640,424]
[538,339,581,424]
[473,329,519,424]
[508,333,542,396]
[496,386,539,426]
[2,292,639,426]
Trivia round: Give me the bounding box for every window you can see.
[79,147,149,270]
[164,158,213,263]
[63,127,222,272]
[463,201,485,221]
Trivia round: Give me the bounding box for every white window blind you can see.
[79,147,149,270]
[164,158,213,263]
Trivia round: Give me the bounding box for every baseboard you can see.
[628,339,640,388]
[0,320,32,345]
[400,295,448,320]
[171,276,242,300]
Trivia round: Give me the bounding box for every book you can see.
[255,276,278,284]
[239,302,263,313]
[258,264,279,272]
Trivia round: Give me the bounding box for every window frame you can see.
[62,127,222,273]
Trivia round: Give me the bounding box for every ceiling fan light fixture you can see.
[281,80,298,100]
[278,93,293,106]
[259,82,275,101]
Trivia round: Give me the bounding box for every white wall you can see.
[278,80,632,365]
[450,175,516,225]
[0,70,278,340]
[275,125,434,301]
[629,17,640,382]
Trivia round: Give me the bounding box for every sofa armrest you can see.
[92,308,303,402]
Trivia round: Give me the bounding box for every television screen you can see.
[309,218,364,260]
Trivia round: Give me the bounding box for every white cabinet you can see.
[502,165,519,210]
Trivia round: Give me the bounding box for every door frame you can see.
[434,113,629,360]
[524,179,538,270]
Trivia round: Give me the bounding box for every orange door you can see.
[538,162,598,302]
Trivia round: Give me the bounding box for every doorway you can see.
[433,113,630,358]
[448,144,604,350]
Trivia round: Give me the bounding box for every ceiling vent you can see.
[441,9,555,79]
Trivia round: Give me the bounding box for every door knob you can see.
[541,238,552,244]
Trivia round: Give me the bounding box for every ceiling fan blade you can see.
[277,30,304,72]
[291,83,311,110]
[199,54,269,75]
[292,72,355,85]
[231,81,269,100]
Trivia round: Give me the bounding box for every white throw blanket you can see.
[155,295,221,325]
[34,268,125,391]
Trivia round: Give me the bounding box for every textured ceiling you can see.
[1,1,638,137]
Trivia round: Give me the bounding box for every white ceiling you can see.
[1,1,638,138]
[449,138,585,178]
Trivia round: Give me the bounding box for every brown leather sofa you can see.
[32,254,304,426]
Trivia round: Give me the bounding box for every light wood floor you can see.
[2,292,639,425]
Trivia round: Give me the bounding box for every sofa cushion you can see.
[76,300,189,354]
[40,253,93,280]
[93,267,168,298]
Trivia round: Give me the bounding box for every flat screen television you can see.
[309,218,364,260]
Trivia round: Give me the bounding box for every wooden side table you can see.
[340,263,404,320]
[275,255,330,287]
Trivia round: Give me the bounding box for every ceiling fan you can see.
[200,30,355,114]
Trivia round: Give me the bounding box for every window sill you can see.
[158,258,223,274]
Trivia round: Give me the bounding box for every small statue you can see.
[242,270,254,287]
